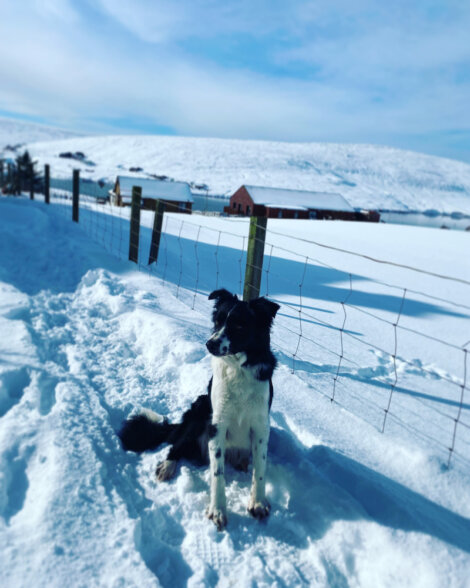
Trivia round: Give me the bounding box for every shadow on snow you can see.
[226,423,470,556]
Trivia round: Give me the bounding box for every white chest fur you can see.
[207,352,272,529]
[211,353,269,449]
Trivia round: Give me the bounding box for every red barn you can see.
[225,185,364,220]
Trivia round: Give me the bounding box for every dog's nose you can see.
[206,339,218,355]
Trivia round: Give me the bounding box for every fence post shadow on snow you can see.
[7,161,470,471]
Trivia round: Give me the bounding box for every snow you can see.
[3,117,470,216]
[10,134,470,214]
[244,185,354,212]
[116,176,194,203]
[1,193,469,587]
[0,117,81,146]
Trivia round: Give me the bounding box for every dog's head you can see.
[205,288,280,357]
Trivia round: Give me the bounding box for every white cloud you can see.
[32,0,79,24]
[95,0,292,43]
[0,0,468,160]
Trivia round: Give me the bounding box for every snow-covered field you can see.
[2,116,470,215]
[0,117,80,147]
[1,193,469,587]
[25,135,470,214]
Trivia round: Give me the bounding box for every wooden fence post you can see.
[72,169,79,222]
[243,216,267,301]
[15,164,21,195]
[29,163,34,200]
[128,186,142,263]
[13,162,20,195]
[148,199,164,264]
[44,164,50,204]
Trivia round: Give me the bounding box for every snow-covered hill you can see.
[2,117,470,214]
[21,135,470,214]
[0,117,81,149]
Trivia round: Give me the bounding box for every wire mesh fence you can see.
[258,227,469,470]
[1,163,469,470]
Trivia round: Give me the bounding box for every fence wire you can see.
[7,172,469,470]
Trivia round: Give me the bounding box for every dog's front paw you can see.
[156,459,177,481]
[206,505,227,531]
[248,498,271,520]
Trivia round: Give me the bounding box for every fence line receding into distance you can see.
[1,162,469,470]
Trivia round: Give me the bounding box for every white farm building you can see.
[111,176,193,213]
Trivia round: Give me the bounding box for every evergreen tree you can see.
[14,150,41,194]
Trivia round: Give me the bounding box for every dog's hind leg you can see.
[155,394,212,482]
[156,459,177,481]
[156,422,204,482]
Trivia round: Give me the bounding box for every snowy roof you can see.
[264,204,307,211]
[243,185,354,212]
[116,176,193,203]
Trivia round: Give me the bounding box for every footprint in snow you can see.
[0,367,31,418]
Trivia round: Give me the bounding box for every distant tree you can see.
[16,150,37,179]
[13,150,42,194]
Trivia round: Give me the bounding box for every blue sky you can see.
[0,0,469,162]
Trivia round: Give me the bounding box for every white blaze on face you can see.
[209,327,230,355]
[219,335,230,355]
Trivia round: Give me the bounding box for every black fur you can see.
[165,392,211,465]
[207,288,279,382]
[118,379,213,465]
[118,290,279,480]
[119,414,175,453]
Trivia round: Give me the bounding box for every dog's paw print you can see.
[155,459,177,482]
[248,498,271,520]
[206,505,227,531]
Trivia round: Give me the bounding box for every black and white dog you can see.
[119,288,279,530]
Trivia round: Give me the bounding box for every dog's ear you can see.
[208,289,238,303]
[248,297,280,326]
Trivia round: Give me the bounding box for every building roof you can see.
[264,204,306,211]
[115,176,193,203]
[243,185,354,212]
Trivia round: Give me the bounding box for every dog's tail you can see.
[118,409,176,452]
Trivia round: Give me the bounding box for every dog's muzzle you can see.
[206,333,230,356]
